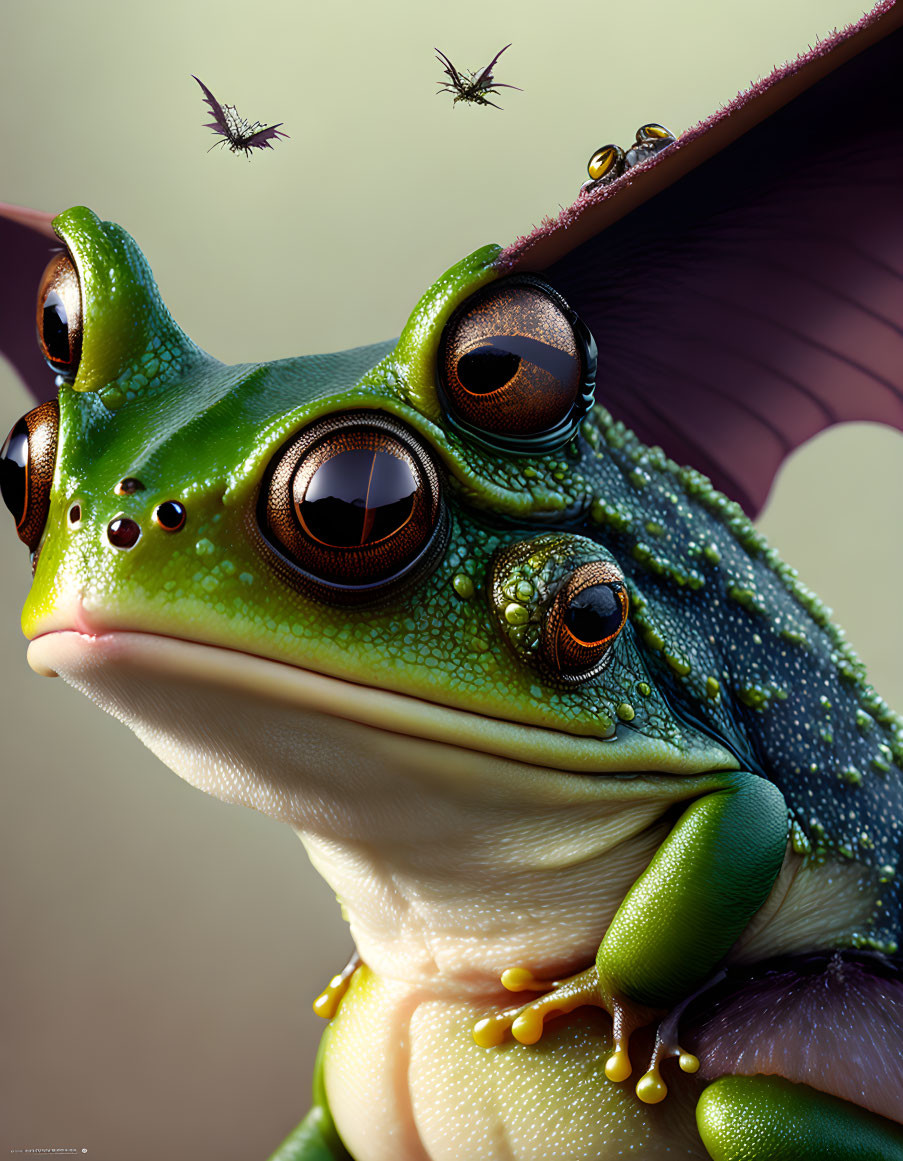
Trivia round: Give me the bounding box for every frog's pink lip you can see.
[26,628,736,786]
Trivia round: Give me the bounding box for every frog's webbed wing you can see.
[0,203,60,404]
[499,1,903,518]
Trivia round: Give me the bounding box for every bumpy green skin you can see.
[20,208,903,1160]
[596,772,788,1008]
[697,1077,903,1160]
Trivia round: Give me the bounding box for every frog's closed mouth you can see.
[27,629,736,827]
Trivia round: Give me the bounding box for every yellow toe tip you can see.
[511,1011,544,1044]
[679,1052,700,1074]
[604,1050,632,1083]
[636,1071,668,1104]
[501,967,535,992]
[312,992,338,1019]
[473,1018,506,1048]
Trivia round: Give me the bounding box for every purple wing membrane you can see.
[474,43,516,88]
[684,952,903,1124]
[0,203,60,404]
[500,2,903,517]
[244,124,289,150]
[435,49,463,87]
[192,75,231,139]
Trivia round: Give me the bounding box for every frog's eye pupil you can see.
[563,582,625,647]
[542,562,629,681]
[42,291,70,365]
[297,448,417,548]
[0,421,29,527]
[456,347,521,395]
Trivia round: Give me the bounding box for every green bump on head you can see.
[391,244,501,421]
[52,206,204,399]
[452,574,474,600]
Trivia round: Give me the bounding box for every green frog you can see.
[2,9,903,1159]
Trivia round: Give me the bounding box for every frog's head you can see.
[2,206,737,828]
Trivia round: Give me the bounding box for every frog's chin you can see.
[27,630,733,831]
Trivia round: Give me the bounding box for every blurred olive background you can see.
[0,0,900,1157]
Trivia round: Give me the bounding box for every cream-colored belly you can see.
[323,968,708,1161]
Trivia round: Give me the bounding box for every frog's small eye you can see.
[0,400,60,552]
[259,411,446,604]
[36,251,83,380]
[437,276,597,455]
[541,562,629,680]
[587,143,625,181]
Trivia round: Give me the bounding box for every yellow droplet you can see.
[679,1052,700,1073]
[636,1070,668,1104]
[511,1009,545,1044]
[605,1050,632,1083]
[473,1017,507,1048]
[501,967,535,992]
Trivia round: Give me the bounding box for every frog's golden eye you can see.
[635,123,672,143]
[437,276,597,455]
[0,400,60,553]
[36,251,83,380]
[542,562,629,680]
[260,412,446,604]
[587,143,625,181]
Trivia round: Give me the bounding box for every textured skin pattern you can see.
[696,1076,903,1160]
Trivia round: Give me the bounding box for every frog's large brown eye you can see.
[0,400,60,552]
[541,561,629,681]
[260,411,446,604]
[36,252,83,380]
[437,275,597,455]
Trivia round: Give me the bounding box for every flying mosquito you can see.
[192,76,289,158]
[434,44,521,109]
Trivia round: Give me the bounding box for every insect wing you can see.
[434,48,464,89]
[243,123,290,151]
[473,43,512,88]
[192,75,232,141]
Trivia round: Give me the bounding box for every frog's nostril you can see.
[107,516,141,549]
[68,504,81,525]
[115,477,144,496]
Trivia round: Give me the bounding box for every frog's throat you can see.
[27,631,737,826]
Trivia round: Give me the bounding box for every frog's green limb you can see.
[266,1032,354,1161]
[598,771,787,1098]
[598,771,787,1003]
[475,773,787,1096]
[696,1075,903,1160]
